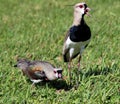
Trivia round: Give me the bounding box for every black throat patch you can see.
[69,24,91,42]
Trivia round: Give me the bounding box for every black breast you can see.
[69,25,91,42]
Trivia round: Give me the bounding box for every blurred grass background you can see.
[0,0,120,103]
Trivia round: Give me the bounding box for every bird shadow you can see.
[33,79,71,91]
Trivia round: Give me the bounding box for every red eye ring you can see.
[79,5,83,8]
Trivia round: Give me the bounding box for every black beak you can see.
[57,70,63,73]
[84,4,87,9]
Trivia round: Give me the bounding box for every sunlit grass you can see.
[0,0,120,103]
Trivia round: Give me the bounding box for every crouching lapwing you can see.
[63,2,91,87]
[14,59,62,85]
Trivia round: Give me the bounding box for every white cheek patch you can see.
[55,73,58,78]
[80,8,85,14]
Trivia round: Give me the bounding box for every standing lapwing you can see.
[14,59,62,85]
[63,2,91,87]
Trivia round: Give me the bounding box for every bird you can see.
[62,2,91,86]
[14,59,63,85]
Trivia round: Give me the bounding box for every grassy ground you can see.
[0,0,120,103]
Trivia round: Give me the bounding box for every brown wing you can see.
[31,66,43,72]
[64,29,70,43]
[27,66,46,80]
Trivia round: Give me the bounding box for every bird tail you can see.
[14,58,30,70]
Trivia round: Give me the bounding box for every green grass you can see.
[0,0,120,103]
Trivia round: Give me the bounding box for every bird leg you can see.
[78,55,81,71]
[75,55,81,88]
[68,60,72,86]
[31,82,35,88]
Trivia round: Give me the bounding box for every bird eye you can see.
[79,5,83,8]
[54,71,57,73]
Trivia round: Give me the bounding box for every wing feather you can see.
[62,30,70,62]
[27,66,46,80]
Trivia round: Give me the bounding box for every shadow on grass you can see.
[26,78,73,91]
[26,78,72,91]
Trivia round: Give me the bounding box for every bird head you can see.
[74,2,90,16]
[53,68,63,79]
[14,59,30,70]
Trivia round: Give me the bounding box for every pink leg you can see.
[78,55,81,71]
[75,55,81,88]
[68,60,72,86]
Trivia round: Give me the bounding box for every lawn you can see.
[0,0,120,104]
